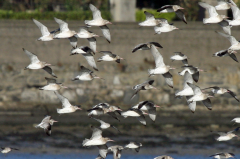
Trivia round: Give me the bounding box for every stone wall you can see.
[0,20,240,108]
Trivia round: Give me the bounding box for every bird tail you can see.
[84,20,90,25]
[203,18,207,24]
[148,69,154,76]
[57,109,62,114]
[82,139,89,146]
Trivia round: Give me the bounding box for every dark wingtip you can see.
[94,68,99,71]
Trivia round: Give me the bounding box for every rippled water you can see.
[2,153,240,159]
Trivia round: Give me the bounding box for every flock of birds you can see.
[2,1,240,159]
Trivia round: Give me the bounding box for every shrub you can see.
[136,9,176,22]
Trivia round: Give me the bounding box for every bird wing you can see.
[80,65,93,74]
[229,53,239,62]
[41,115,51,123]
[54,17,69,32]
[175,10,187,24]
[162,72,173,88]
[54,91,72,108]
[137,115,146,126]
[230,4,240,20]
[187,83,202,95]
[87,37,97,53]
[209,153,224,157]
[183,72,193,89]
[44,124,51,136]
[82,52,98,71]
[132,43,148,53]
[148,42,163,48]
[89,4,102,20]
[227,89,240,102]
[68,36,78,49]
[192,71,199,83]
[157,5,173,12]
[107,112,120,122]
[42,66,57,78]
[228,127,240,134]
[148,107,156,121]
[23,48,40,63]
[186,96,196,113]
[99,51,114,56]
[45,77,57,84]
[144,11,155,20]
[198,2,218,17]
[100,25,111,43]
[97,144,108,159]
[216,31,238,45]
[150,45,165,68]
[32,19,50,36]
[202,98,212,110]
[201,86,220,91]
[91,127,103,139]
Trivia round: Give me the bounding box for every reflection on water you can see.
[2,153,240,159]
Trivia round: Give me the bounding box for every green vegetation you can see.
[136,9,176,22]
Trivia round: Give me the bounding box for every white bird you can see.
[138,11,162,26]
[210,152,235,159]
[213,49,238,62]
[198,2,228,24]
[201,86,239,102]
[97,144,108,159]
[82,126,114,147]
[35,115,58,136]
[131,80,157,99]
[175,72,194,97]
[72,66,102,81]
[91,117,121,133]
[157,5,187,24]
[53,17,76,39]
[148,45,174,88]
[23,48,57,78]
[170,52,188,65]
[124,142,142,152]
[232,117,240,124]
[218,19,232,35]
[212,127,240,141]
[98,51,124,63]
[54,91,82,114]
[108,145,124,159]
[215,0,231,10]
[132,42,163,53]
[1,147,19,154]
[178,65,205,83]
[216,31,240,52]
[229,2,240,26]
[85,4,112,43]
[154,155,174,159]
[39,77,68,91]
[121,108,147,125]
[32,19,56,41]
[187,83,213,111]
[154,19,179,35]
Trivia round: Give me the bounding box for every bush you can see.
[136,9,176,22]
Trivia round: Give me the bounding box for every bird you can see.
[108,145,124,159]
[22,48,57,78]
[131,80,156,99]
[132,42,163,53]
[148,45,174,88]
[54,91,82,114]
[85,4,112,43]
[198,2,228,24]
[215,0,231,10]
[212,127,240,141]
[120,108,147,125]
[218,19,232,35]
[216,31,240,52]
[157,5,187,24]
[70,44,98,71]
[187,83,213,111]
[53,17,76,39]
[91,117,121,133]
[35,115,57,136]
[32,19,56,41]
[178,65,205,82]
[201,86,239,102]
[154,20,179,35]
[1,147,19,154]
[210,152,235,159]
[74,26,100,53]
[72,66,102,81]
[138,11,162,26]
[228,2,240,26]
[132,101,160,122]
[231,117,240,124]
[97,51,124,63]
[97,144,108,159]
[213,49,238,62]
[124,142,142,152]
[154,155,174,159]
[170,52,188,65]
[39,77,68,91]
[82,126,114,147]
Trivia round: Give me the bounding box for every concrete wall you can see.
[0,20,240,108]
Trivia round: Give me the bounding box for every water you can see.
[2,153,240,159]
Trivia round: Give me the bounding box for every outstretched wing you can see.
[23,48,40,63]
[42,66,57,78]
[150,45,165,68]
[100,25,111,43]
[176,10,187,24]
[54,17,69,32]
[89,4,102,20]
[54,91,72,108]
[216,31,238,46]
[33,19,50,36]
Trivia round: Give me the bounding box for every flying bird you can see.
[131,80,156,99]
[23,48,57,78]
[154,156,174,159]
[1,147,19,154]
[97,51,124,63]
[216,31,240,52]
[138,11,162,26]
[39,77,68,91]
[108,145,124,159]
[154,19,179,34]
[91,117,121,133]
[213,49,238,62]
[121,108,147,125]
[72,66,102,81]
[178,65,205,82]
[212,127,240,141]
[132,42,163,53]
[124,142,142,152]
[170,52,188,65]
[210,152,235,159]
[35,115,57,136]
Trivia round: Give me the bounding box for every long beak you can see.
[63,86,68,89]
[109,139,115,142]
[180,7,184,9]
[53,120,58,122]
[120,57,125,60]
[95,76,105,80]
[143,112,148,115]
[155,105,161,108]
[152,87,158,90]
[111,125,121,133]
[78,108,82,110]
